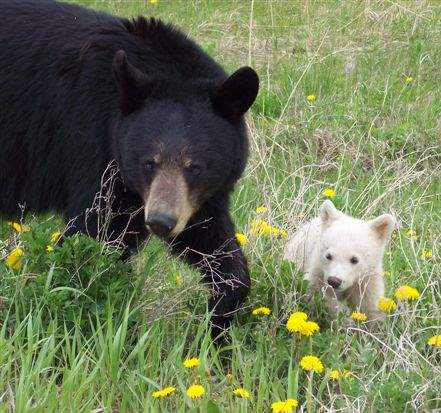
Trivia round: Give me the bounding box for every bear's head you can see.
[318,200,396,292]
[111,50,259,238]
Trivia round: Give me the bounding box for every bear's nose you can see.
[327,276,342,289]
[146,213,177,237]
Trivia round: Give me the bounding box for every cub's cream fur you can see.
[284,200,396,319]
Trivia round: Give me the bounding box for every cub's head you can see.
[111,50,259,238]
[318,200,395,292]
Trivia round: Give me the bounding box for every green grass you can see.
[1,1,440,411]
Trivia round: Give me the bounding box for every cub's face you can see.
[318,201,396,292]
[112,51,259,238]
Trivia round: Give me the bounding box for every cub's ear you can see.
[113,50,150,115]
[369,214,396,241]
[212,67,259,120]
[320,200,341,225]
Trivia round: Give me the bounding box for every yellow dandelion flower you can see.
[183,357,200,369]
[175,274,183,286]
[351,311,367,322]
[291,311,309,321]
[255,206,267,214]
[5,248,24,270]
[250,219,287,238]
[46,245,54,253]
[152,386,176,398]
[377,297,397,313]
[186,384,204,399]
[300,355,324,373]
[306,94,316,102]
[271,398,298,413]
[149,0,158,3]
[421,249,433,259]
[405,229,417,240]
[233,387,250,399]
[273,227,288,237]
[428,335,441,348]
[394,285,420,301]
[256,221,269,235]
[8,221,30,233]
[298,320,320,336]
[252,306,271,316]
[271,227,287,237]
[286,311,308,333]
[329,370,340,380]
[330,369,352,380]
[50,231,62,244]
[322,188,336,198]
[250,219,268,236]
[405,76,413,83]
[236,232,248,246]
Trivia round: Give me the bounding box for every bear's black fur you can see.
[0,0,259,337]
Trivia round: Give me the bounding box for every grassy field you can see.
[1,0,440,411]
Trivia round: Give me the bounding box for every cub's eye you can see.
[187,164,201,176]
[350,256,359,264]
[145,160,156,172]
[325,253,332,260]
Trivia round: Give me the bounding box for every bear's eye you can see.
[187,164,201,176]
[350,256,359,264]
[325,253,332,260]
[145,160,156,172]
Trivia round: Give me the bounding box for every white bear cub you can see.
[284,200,396,320]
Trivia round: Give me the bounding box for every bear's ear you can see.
[320,200,341,225]
[113,50,150,115]
[212,67,259,120]
[369,214,396,241]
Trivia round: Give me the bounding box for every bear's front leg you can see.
[170,203,250,339]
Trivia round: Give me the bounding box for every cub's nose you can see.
[327,276,342,289]
[146,213,177,237]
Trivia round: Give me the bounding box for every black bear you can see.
[0,0,259,337]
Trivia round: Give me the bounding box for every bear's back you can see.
[284,218,322,272]
[0,0,224,81]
